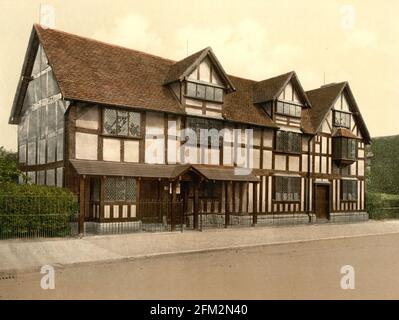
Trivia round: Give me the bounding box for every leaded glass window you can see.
[104,177,136,202]
[276,101,302,118]
[185,81,224,103]
[275,130,301,153]
[186,117,222,146]
[103,108,141,137]
[275,176,301,202]
[341,180,357,201]
[333,110,351,128]
[332,137,357,160]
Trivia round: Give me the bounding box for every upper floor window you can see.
[186,82,223,103]
[185,117,223,146]
[275,130,301,154]
[103,108,141,137]
[333,110,351,129]
[341,180,357,201]
[332,137,357,161]
[276,101,301,118]
[274,176,301,201]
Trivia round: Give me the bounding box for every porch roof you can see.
[70,160,260,182]
[70,160,190,179]
[191,165,260,182]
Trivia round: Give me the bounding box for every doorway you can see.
[315,184,330,220]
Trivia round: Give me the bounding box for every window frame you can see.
[274,176,301,202]
[103,177,137,203]
[332,137,357,161]
[102,107,142,139]
[185,81,224,103]
[275,101,302,118]
[340,180,358,202]
[333,110,351,129]
[275,130,302,154]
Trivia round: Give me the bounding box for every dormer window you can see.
[185,81,224,103]
[333,110,351,128]
[276,101,301,118]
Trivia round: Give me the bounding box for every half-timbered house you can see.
[9,25,371,233]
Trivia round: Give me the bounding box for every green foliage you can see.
[368,135,399,195]
[0,183,78,239]
[367,192,399,220]
[0,146,24,183]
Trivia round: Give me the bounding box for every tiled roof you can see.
[252,72,293,104]
[305,82,346,133]
[332,128,361,140]
[305,82,371,143]
[70,159,259,181]
[10,25,369,142]
[33,25,276,128]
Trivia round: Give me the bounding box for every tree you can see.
[0,146,23,183]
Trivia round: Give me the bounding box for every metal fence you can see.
[0,195,78,240]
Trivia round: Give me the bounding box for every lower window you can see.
[341,180,357,201]
[274,176,301,201]
[104,177,136,202]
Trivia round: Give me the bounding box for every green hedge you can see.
[0,183,78,239]
[367,192,399,220]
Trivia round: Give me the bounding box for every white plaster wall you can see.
[76,105,99,130]
[103,138,120,162]
[289,156,300,172]
[185,107,202,115]
[145,112,165,164]
[302,154,308,172]
[223,145,233,165]
[124,140,139,163]
[263,130,273,148]
[263,150,272,169]
[358,160,364,176]
[274,155,286,171]
[75,132,98,160]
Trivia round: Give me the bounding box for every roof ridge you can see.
[306,81,347,93]
[34,23,176,64]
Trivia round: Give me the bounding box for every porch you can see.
[70,160,267,234]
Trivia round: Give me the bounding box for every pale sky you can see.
[0,0,398,151]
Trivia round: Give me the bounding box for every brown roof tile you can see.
[252,72,293,104]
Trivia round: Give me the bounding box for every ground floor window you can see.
[274,176,301,201]
[341,180,357,201]
[104,177,136,202]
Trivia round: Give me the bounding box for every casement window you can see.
[103,108,141,137]
[186,82,224,103]
[333,110,351,128]
[275,130,301,153]
[274,176,301,201]
[186,117,223,146]
[276,101,301,117]
[104,177,136,202]
[341,180,357,201]
[332,137,357,160]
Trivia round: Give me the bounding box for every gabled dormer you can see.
[306,82,371,167]
[253,71,311,129]
[164,47,235,118]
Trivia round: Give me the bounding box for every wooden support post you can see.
[171,180,177,231]
[225,181,232,227]
[194,183,199,230]
[253,182,258,226]
[79,175,86,235]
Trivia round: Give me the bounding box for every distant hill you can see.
[368,135,399,195]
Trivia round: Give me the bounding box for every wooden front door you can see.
[315,185,330,219]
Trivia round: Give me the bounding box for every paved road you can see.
[1,233,399,299]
